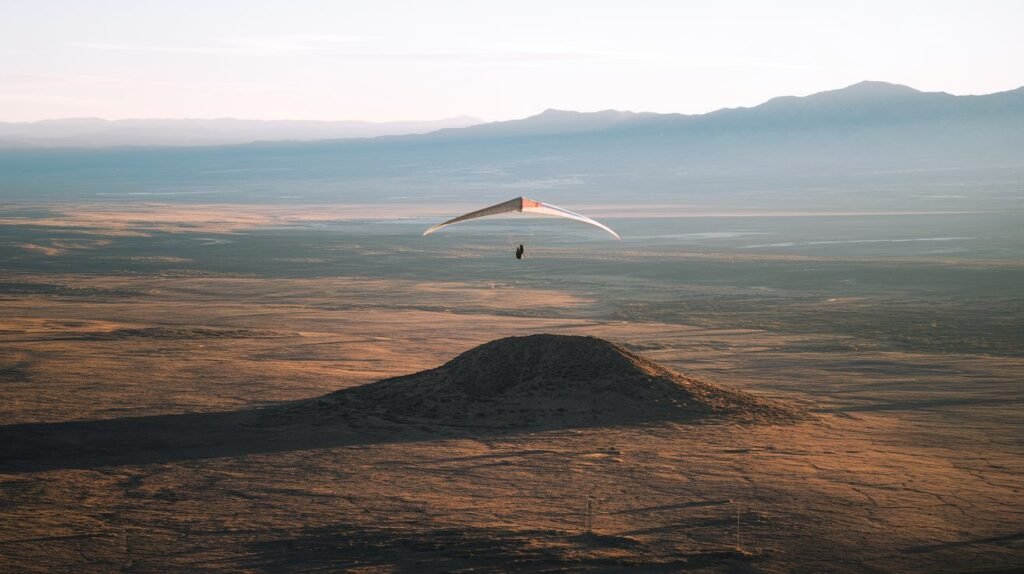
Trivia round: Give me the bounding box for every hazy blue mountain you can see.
[1,81,1021,210]
[372,80,1024,177]
[0,116,483,148]
[419,108,655,139]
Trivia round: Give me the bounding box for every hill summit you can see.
[303,335,802,428]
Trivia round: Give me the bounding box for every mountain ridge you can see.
[4,81,1022,149]
[380,80,1024,144]
[1,80,1021,203]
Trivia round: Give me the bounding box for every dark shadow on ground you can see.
[905,532,1024,553]
[0,399,738,474]
[238,522,754,573]
[0,406,409,474]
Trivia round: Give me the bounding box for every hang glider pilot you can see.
[422,197,620,260]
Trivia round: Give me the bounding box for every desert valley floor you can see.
[1,204,1022,572]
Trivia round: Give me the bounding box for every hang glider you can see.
[422,196,621,239]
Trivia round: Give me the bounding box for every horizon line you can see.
[2,79,1021,126]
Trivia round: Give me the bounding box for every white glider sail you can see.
[423,197,620,239]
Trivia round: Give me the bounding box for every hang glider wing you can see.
[423,196,620,239]
[422,197,523,236]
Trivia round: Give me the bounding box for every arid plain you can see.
[1,203,1022,573]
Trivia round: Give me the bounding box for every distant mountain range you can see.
[6,81,1022,150]
[370,80,1024,188]
[0,116,483,148]
[420,80,1024,138]
[400,81,1024,156]
[1,81,1022,207]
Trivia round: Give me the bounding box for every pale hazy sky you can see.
[1,0,1021,122]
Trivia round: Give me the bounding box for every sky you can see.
[1,0,1022,122]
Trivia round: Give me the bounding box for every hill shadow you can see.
[237,522,751,573]
[0,404,433,474]
[0,398,726,474]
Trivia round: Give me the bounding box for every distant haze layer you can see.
[0,116,482,148]
[0,81,1021,214]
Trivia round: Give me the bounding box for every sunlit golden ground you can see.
[1,269,1021,573]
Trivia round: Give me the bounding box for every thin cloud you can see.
[0,73,138,88]
[219,33,367,54]
[0,93,104,105]
[69,34,366,56]
[65,37,809,70]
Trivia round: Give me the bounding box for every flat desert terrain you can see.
[1,204,1022,572]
